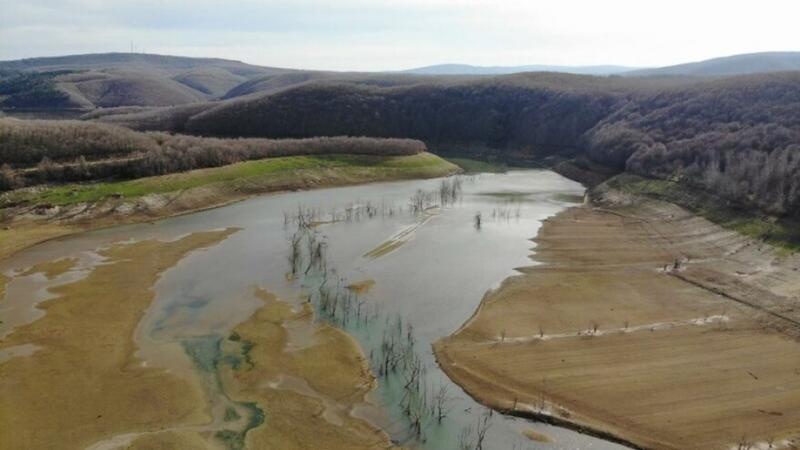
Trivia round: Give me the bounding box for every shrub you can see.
[0,164,18,190]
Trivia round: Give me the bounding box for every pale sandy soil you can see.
[219,289,395,450]
[0,230,237,450]
[435,200,800,450]
[0,224,79,263]
[522,428,553,443]
[18,257,79,279]
[346,279,377,295]
[0,236,395,450]
[125,431,213,450]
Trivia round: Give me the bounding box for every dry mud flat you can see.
[0,231,393,450]
[0,230,237,450]
[217,289,391,450]
[435,201,800,450]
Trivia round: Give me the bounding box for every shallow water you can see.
[1,170,629,450]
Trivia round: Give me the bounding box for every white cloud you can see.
[1,0,798,70]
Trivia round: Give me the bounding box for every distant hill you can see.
[625,52,800,77]
[403,63,639,76]
[5,51,800,110]
[0,53,283,77]
[222,71,458,99]
[408,53,800,77]
[0,53,293,109]
[0,53,458,110]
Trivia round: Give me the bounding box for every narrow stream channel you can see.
[1,170,630,450]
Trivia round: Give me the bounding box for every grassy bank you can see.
[596,173,800,253]
[444,157,509,174]
[0,117,427,189]
[5,152,457,207]
[0,152,459,261]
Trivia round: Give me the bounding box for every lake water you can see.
[1,170,629,450]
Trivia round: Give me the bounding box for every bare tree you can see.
[432,384,451,423]
[736,436,752,450]
[0,164,18,190]
[475,409,493,450]
[288,232,302,275]
[458,426,473,450]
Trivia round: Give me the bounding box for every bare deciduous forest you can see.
[0,118,425,189]
[3,61,800,218]
[118,72,799,217]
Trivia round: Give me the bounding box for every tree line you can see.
[0,118,426,190]
[0,71,72,108]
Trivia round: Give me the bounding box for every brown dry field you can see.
[0,230,237,450]
[435,202,800,450]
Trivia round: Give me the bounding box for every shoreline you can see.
[0,152,460,263]
[434,195,800,450]
[433,348,645,450]
[6,162,799,448]
[0,154,457,449]
[216,288,394,449]
[0,233,396,449]
[0,230,239,450]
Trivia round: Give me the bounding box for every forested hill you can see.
[0,53,291,109]
[97,71,800,218]
[0,53,452,109]
[588,72,800,216]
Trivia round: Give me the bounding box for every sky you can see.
[1,0,799,71]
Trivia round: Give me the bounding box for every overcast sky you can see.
[1,0,798,71]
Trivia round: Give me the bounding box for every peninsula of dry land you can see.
[435,194,800,450]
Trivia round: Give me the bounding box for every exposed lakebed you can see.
[1,170,629,450]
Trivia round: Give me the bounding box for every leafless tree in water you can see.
[432,384,452,423]
[475,409,493,450]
